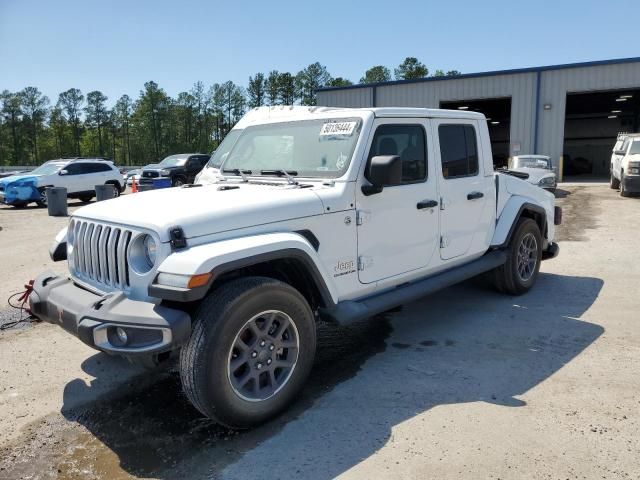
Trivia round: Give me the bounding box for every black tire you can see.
[620,171,629,197]
[172,176,186,188]
[36,188,47,208]
[492,218,543,295]
[180,276,316,428]
[106,181,122,197]
[79,194,93,203]
[610,170,620,189]
[12,202,29,209]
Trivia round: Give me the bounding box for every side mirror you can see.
[59,169,68,176]
[362,155,403,196]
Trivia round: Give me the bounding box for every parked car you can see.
[124,168,142,186]
[510,155,557,192]
[0,158,124,208]
[139,154,209,187]
[610,133,640,197]
[31,106,560,429]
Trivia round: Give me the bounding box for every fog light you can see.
[116,327,128,345]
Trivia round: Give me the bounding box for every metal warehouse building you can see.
[317,57,640,179]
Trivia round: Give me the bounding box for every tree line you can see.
[0,57,460,166]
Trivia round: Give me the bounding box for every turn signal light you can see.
[187,273,213,288]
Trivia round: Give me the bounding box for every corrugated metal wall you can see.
[537,62,640,166]
[317,60,640,173]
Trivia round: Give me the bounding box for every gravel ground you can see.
[0,183,639,480]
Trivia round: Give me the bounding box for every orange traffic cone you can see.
[131,177,138,193]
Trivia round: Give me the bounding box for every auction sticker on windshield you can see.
[320,121,357,136]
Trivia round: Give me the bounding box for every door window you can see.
[439,125,479,179]
[64,163,90,175]
[368,125,427,184]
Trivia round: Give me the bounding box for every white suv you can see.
[0,158,124,208]
[610,133,640,197]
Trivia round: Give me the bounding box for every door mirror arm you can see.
[361,155,403,196]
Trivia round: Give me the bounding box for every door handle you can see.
[417,199,438,209]
[467,191,484,200]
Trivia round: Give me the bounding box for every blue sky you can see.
[1,0,638,105]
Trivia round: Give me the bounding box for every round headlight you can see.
[143,235,157,267]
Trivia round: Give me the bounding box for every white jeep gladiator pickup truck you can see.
[29,106,561,428]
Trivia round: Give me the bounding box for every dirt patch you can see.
[0,317,392,479]
[554,185,601,242]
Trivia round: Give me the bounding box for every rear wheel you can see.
[79,194,93,203]
[492,218,542,295]
[172,177,186,188]
[180,277,316,428]
[106,181,122,197]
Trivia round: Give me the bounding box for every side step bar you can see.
[320,250,507,326]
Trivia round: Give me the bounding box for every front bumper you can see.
[622,175,640,193]
[28,272,191,356]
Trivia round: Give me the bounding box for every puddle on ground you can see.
[1,316,393,479]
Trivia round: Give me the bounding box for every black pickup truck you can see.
[139,153,210,187]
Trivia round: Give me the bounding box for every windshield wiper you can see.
[260,169,299,185]
[223,168,252,182]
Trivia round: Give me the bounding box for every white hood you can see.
[511,167,555,184]
[73,183,325,241]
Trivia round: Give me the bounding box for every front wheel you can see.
[492,218,542,295]
[620,171,629,197]
[610,170,620,189]
[180,277,316,428]
[36,188,47,208]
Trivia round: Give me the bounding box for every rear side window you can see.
[368,124,427,183]
[439,124,479,179]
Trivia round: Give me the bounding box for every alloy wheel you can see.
[227,310,299,402]
[516,232,538,282]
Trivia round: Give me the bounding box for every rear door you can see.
[356,119,440,284]
[433,120,489,260]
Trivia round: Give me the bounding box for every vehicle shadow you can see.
[59,272,604,479]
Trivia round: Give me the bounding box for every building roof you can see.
[318,57,640,93]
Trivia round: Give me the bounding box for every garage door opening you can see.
[564,89,640,178]
[440,97,511,168]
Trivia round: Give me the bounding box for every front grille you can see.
[142,171,159,178]
[70,220,133,290]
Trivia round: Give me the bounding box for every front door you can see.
[356,119,440,284]
[433,120,489,260]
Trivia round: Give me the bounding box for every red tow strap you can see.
[16,280,34,314]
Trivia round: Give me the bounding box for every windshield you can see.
[159,155,187,167]
[513,157,551,169]
[208,130,242,168]
[29,162,64,176]
[221,118,362,178]
[629,140,640,155]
